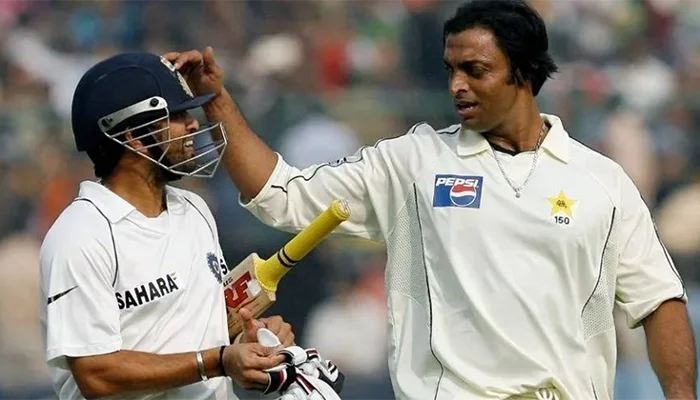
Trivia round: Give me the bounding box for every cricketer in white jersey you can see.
[41,182,234,400]
[240,115,687,399]
[40,51,295,400]
[165,0,696,398]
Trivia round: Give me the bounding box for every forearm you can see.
[68,347,223,399]
[643,299,697,399]
[204,88,278,200]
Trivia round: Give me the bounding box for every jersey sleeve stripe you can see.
[653,226,686,297]
[270,133,408,194]
[411,183,445,399]
[73,198,119,287]
[183,197,216,244]
[580,207,616,317]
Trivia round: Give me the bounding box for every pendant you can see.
[515,191,521,198]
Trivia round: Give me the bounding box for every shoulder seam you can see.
[72,198,119,287]
[568,157,618,207]
[409,121,427,134]
[183,197,217,243]
[567,138,622,206]
[436,125,460,135]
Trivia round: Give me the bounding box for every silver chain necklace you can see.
[491,122,547,198]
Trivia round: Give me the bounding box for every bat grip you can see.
[255,199,350,292]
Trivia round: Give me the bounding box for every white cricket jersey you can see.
[241,114,686,400]
[40,181,236,400]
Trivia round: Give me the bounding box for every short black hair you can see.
[443,0,558,96]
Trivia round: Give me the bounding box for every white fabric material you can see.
[40,181,234,400]
[240,114,686,399]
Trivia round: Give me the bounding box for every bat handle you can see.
[255,199,350,292]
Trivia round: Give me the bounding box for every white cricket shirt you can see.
[40,181,235,400]
[241,114,686,400]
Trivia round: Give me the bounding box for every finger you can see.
[261,315,283,334]
[255,354,286,369]
[172,50,203,70]
[242,369,273,387]
[280,326,295,347]
[238,307,254,324]
[243,355,285,374]
[239,308,264,335]
[203,46,218,68]
[162,52,180,62]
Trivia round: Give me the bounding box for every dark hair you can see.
[87,110,167,179]
[443,0,558,96]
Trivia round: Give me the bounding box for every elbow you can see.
[75,375,117,399]
[68,356,120,399]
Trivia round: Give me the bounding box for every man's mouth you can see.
[455,100,478,116]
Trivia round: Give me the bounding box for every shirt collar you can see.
[456,113,570,163]
[77,181,187,223]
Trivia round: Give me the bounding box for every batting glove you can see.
[256,329,344,400]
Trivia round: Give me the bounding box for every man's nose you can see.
[187,117,200,132]
[449,72,470,97]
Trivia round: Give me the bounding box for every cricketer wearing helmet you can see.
[40,52,298,400]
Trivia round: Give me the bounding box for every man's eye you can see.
[469,67,485,79]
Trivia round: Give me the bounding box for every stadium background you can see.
[0,0,699,399]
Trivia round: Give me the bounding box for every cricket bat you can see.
[222,199,351,339]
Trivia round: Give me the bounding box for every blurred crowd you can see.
[0,0,699,399]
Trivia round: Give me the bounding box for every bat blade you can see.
[222,253,275,339]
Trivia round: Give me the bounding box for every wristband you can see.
[218,345,228,377]
[196,351,208,381]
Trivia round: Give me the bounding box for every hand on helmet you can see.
[162,47,223,97]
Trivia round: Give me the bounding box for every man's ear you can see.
[124,129,148,154]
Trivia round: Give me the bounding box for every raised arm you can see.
[202,87,277,200]
[164,47,425,239]
[164,48,276,200]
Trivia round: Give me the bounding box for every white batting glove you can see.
[256,328,344,400]
[276,373,343,400]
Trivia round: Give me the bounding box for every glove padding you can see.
[276,372,344,400]
[257,329,344,400]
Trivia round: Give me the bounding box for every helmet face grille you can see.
[98,97,228,179]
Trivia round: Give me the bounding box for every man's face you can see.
[154,111,200,173]
[444,27,519,132]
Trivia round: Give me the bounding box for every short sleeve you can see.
[40,229,122,369]
[615,170,686,328]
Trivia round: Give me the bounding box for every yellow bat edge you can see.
[254,199,350,292]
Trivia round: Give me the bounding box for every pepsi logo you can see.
[433,175,484,209]
[450,183,478,207]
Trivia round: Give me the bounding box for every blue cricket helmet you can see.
[71,51,227,179]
